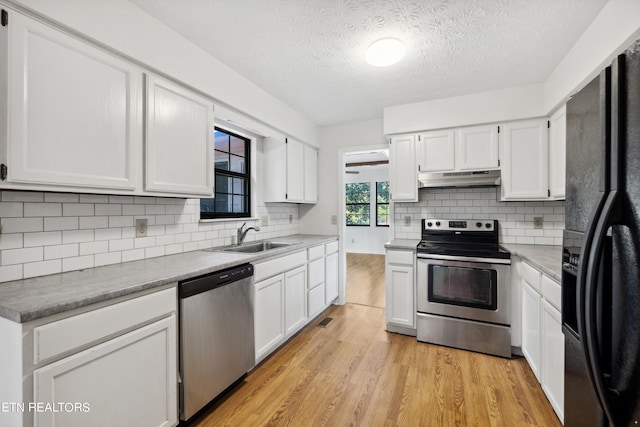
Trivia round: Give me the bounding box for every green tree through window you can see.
[376,181,390,226]
[345,182,370,226]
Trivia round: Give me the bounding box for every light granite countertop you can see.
[502,244,563,282]
[384,239,420,250]
[0,234,337,323]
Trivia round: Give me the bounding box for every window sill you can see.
[199,217,260,224]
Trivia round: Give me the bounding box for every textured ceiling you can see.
[129,0,608,126]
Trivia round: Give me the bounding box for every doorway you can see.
[342,148,389,308]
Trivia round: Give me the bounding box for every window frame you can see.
[345,182,371,227]
[200,127,251,220]
[375,181,390,227]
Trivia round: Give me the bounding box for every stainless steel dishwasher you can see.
[178,263,254,421]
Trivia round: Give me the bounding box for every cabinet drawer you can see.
[386,250,414,265]
[254,250,307,282]
[307,244,325,261]
[522,262,541,292]
[325,240,339,255]
[33,287,176,364]
[308,284,325,318]
[541,275,561,311]
[308,257,325,289]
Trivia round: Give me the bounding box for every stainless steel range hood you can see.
[418,169,501,188]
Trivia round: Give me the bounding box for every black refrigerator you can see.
[563,38,640,426]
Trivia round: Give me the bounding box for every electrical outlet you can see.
[331,215,337,225]
[135,218,148,237]
[533,216,543,229]
[261,215,269,226]
[404,216,411,226]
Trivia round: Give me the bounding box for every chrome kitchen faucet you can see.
[237,222,260,245]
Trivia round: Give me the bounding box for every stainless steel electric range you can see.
[416,219,512,358]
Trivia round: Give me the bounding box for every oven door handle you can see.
[416,253,511,265]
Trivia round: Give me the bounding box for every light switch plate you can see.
[136,218,148,237]
[404,216,411,226]
[261,215,269,226]
[331,215,337,225]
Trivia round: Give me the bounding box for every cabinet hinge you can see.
[0,163,7,180]
[497,126,500,133]
[285,138,288,144]
[388,138,391,144]
[548,189,551,197]
[418,165,421,172]
[547,120,550,128]
[498,159,501,167]
[285,193,288,199]
[418,135,421,141]
[1,9,7,27]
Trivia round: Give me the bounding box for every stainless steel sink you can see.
[218,241,298,253]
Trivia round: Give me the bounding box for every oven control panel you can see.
[423,219,495,231]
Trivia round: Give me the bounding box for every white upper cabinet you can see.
[416,130,455,172]
[2,11,142,191]
[500,118,549,200]
[303,144,318,203]
[456,125,500,170]
[389,134,418,202]
[548,105,566,200]
[145,74,214,196]
[263,137,317,203]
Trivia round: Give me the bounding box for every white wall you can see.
[383,84,545,135]
[4,0,318,146]
[344,165,389,254]
[299,118,387,235]
[544,0,640,112]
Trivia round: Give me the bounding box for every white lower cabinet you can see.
[541,299,564,423]
[324,251,339,304]
[254,274,286,362]
[521,280,542,380]
[384,249,416,331]
[517,258,564,423]
[34,316,177,427]
[284,266,307,335]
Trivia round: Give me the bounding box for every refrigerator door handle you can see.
[584,190,622,424]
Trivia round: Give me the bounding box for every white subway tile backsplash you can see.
[62,230,94,244]
[3,217,44,233]
[80,241,109,255]
[0,202,23,217]
[63,203,95,217]
[95,252,121,267]
[0,191,299,284]
[2,247,43,265]
[63,255,94,272]
[24,260,61,278]
[0,234,24,250]
[44,217,78,231]
[45,244,79,260]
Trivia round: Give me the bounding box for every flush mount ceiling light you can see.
[365,38,405,67]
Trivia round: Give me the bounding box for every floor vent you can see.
[317,317,334,328]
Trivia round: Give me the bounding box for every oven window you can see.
[428,265,498,310]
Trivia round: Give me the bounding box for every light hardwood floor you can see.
[190,305,561,426]
[345,252,385,308]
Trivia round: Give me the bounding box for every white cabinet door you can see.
[307,283,326,319]
[303,145,318,203]
[541,299,564,423]
[5,11,142,191]
[286,138,305,202]
[308,257,325,289]
[549,106,566,200]
[284,266,307,335]
[145,74,214,196]
[385,259,415,328]
[325,252,339,304]
[457,125,499,170]
[389,135,417,201]
[522,281,542,381]
[416,130,456,172]
[254,275,285,361]
[33,316,177,427]
[501,119,549,200]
